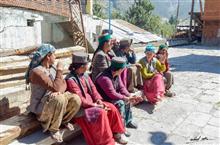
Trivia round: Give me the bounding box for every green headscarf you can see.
[98,34,112,44]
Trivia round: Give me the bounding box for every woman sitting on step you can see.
[66,52,128,145]
[95,57,143,137]
[25,44,81,142]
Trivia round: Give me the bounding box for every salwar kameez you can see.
[139,57,166,104]
[74,102,124,145]
[96,68,134,127]
[143,73,165,104]
[114,100,132,126]
[66,73,125,145]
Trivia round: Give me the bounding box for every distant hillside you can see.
[101,0,204,20]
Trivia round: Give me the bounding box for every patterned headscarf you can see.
[25,44,56,84]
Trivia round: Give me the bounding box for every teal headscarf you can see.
[25,44,56,84]
[145,44,156,53]
[159,44,168,50]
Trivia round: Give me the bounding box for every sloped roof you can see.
[83,15,165,44]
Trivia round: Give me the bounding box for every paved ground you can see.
[67,45,220,145]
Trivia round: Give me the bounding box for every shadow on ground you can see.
[174,45,220,50]
[149,131,173,145]
[170,54,220,74]
[135,101,155,114]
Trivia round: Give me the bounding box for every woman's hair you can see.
[68,63,86,72]
[92,40,107,62]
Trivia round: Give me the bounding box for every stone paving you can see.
[66,45,220,145]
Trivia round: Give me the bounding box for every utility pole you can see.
[108,0,111,32]
[189,0,195,42]
[175,0,180,29]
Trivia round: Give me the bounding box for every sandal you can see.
[50,130,64,143]
[64,123,75,131]
[114,133,128,144]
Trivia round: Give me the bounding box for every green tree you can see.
[93,0,107,19]
[111,8,124,19]
[160,22,175,38]
[124,0,175,38]
[169,15,176,25]
[125,0,154,29]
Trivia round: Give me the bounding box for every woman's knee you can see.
[115,100,125,106]
[106,102,118,112]
[69,93,81,105]
[51,94,67,105]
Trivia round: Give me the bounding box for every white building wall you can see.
[0,7,42,50]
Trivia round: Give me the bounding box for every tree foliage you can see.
[112,8,124,19]
[124,0,175,38]
[92,0,175,38]
[93,0,107,19]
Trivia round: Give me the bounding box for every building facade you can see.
[202,0,220,45]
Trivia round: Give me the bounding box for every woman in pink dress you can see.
[139,44,166,104]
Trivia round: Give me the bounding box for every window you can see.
[27,19,34,27]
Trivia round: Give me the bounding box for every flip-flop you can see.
[50,130,63,143]
[64,123,75,131]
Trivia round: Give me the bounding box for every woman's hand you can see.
[123,96,136,103]
[49,92,61,100]
[158,54,166,64]
[93,103,104,108]
[135,63,142,69]
[56,61,64,71]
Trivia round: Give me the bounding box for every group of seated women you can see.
[26,33,174,145]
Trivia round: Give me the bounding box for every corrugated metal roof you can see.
[83,15,165,44]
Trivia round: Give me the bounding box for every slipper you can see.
[50,130,64,143]
[64,123,75,131]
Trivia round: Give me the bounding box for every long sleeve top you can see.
[91,50,112,81]
[66,74,103,108]
[29,65,66,114]
[114,49,136,64]
[30,67,66,92]
[96,68,130,101]
[139,57,166,80]
[156,52,170,72]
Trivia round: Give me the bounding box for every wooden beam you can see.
[189,0,195,41]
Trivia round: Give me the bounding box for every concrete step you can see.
[0,85,30,120]
[0,73,25,83]
[0,113,81,145]
[0,57,72,76]
[0,80,26,89]
[9,125,81,145]
[0,101,29,121]
[0,46,38,57]
[0,114,40,145]
[0,46,85,76]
